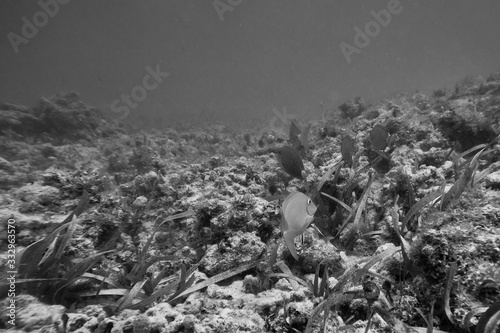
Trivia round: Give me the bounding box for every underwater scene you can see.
[1,1,500,332]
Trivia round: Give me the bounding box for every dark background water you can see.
[1,0,499,129]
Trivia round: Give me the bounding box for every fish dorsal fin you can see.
[290,119,301,140]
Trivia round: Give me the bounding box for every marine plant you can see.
[440,138,499,210]
[475,300,500,333]
[302,149,495,332]
[315,124,499,257]
[80,209,263,313]
[0,191,113,306]
[315,148,388,248]
[319,172,374,250]
[450,76,479,99]
[80,210,194,311]
[312,263,330,298]
[264,261,330,299]
[304,247,400,332]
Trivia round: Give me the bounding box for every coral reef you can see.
[0,72,499,332]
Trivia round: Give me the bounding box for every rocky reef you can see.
[0,72,499,332]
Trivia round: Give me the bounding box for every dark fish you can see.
[277,146,306,179]
[290,119,301,141]
[277,145,309,191]
[300,123,311,154]
[280,192,317,259]
[341,134,355,167]
[289,120,310,154]
[370,124,389,151]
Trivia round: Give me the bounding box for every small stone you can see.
[132,196,148,208]
[484,170,500,189]
[15,183,60,205]
[145,170,158,181]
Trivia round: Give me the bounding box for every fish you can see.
[290,119,301,142]
[370,124,389,151]
[277,145,309,191]
[289,120,311,155]
[300,123,311,154]
[341,134,356,168]
[280,192,317,259]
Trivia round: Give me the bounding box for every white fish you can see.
[280,192,317,260]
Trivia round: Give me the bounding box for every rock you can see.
[487,70,500,82]
[15,184,60,206]
[1,92,120,142]
[0,110,43,135]
[294,229,346,274]
[0,170,28,190]
[200,308,265,332]
[145,170,158,182]
[0,295,65,331]
[132,195,148,208]
[0,101,30,113]
[484,170,500,189]
[0,157,14,172]
[41,167,71,187]
[434,108,497,152]
[339,97,367,119]
[200,231,266,276]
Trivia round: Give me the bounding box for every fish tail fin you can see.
[284,231,299,260]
